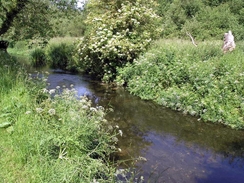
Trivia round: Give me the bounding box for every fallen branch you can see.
[186,32,197,47]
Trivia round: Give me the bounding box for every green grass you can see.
[0,51,120,182]
[49,37,78,45]
[116,39,244,129]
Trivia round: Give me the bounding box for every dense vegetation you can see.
[1,0,244,181]
[157,0,244,40]
[0,52,120,182]
[74,0,161,81]
[116,40,244,129]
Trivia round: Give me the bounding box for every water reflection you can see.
[47,71,244,183]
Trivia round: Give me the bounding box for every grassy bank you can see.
[116,39,244,129]
[7,37,78,71]
[0,52,119,182]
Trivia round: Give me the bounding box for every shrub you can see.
[46,43,77,71]
[30,48,47,67]
[116,39,244,129]
[75,0,161,82]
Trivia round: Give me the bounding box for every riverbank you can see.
[116,39,244,129]
[0,52,119,182]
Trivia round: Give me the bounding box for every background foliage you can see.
[157,0,244,40]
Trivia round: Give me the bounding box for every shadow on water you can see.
[47,70,244,183]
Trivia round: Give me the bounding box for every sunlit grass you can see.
[0,52,120,182]
[49,36,79,45]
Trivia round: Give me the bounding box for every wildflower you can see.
[82,105,88,110]
[49,89,56,94]
[56,86,60,89]
[42,88,48,93]
[90,107,97,112]
[112,137,118,143]
[108,125,113,130]
[118,148,122,152]
[110,145,116,150]
[118,130,123,137]
[48,109,56,115]
[36,108,43,113]
[25,111,31,115]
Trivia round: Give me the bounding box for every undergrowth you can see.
[0,52,120,182]
[116,39,244,129]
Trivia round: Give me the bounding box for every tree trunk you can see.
[0,40,9,52]
[0,0,28,36]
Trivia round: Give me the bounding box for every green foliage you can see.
[191,4,240,40]
[0,51,26,94]
[0,0,82,41]
[76,0,161,82]
[159,0,244,40]
[116,39,244,129]
[55,12,87,37]
[30,48,47,67]
[46,43,77,71]
[0,52,120,182]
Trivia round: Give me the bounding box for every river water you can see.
[46,69,244,183]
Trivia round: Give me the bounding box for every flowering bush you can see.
[75,0,161,82]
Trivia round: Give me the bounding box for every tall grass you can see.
[116,39,244,129]
[30,48,47,67]
[46,43,77,71]
[0,52,120,182]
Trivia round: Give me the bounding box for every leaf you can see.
[0,122,12,128]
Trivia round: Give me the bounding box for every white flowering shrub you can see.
[75,0,161,82]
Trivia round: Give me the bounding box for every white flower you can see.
[42,88,48,93]
[90,107,97,112]
[118,130,123,137]
[25,111,31,115]
[36,108,43,113]
[48,109,56,115]
[49,89,56,94]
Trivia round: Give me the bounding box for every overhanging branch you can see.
[0,0,28,36]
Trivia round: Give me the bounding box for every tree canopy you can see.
[75,0,161,81]
[0,0,81,41]
[157,0,244,40]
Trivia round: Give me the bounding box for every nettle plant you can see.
[76,0,161,82]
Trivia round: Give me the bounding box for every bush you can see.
[75,0,161,82]
[46,43,77,71]
[30,48,47,67]
[116,39,244,129]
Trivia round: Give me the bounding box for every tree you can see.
[75,0,161,82]
[0,0,81,49]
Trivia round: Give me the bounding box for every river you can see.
[46,69,244,183]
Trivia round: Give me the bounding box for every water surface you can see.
[47,70,244,183]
